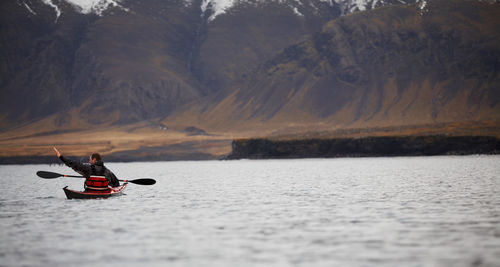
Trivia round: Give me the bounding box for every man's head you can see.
[89,153,102,164]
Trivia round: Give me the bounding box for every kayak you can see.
[63,183,128,199]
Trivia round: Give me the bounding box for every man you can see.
[53,147,120,187]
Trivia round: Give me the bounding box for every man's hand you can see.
[53,147,61,158]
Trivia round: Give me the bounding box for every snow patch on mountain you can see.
[22,1,37,15]
[198,0,403,20]
[41,0,61,21]
[418,0,428,14]
[39,0,499,23]
[64,0,124,15]
[40,0,125,21]
[201,0,236,20]
[333,0,394,14]
[292,6,304,16]
[339,0,370,12]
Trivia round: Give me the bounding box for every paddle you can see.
[36,171,156,185]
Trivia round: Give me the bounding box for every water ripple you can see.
[0,156,499,266]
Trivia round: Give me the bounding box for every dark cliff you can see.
[228,136,500,159]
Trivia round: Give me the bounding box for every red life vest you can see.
[85,176,109,191]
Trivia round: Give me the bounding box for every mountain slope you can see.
[183,0,500,131]
[0,0,90,125]
[1,0,208,127]
[196,0,342,93]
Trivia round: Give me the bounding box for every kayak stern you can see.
[63,183,127,199]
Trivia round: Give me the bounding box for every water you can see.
[1,156,499,267]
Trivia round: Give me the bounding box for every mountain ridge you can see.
[31,0,426,20]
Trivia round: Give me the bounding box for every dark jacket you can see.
[58,155,120,187]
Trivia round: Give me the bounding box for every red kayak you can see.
[63,183,127,199]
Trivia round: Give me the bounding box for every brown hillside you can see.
[176,0,500,133]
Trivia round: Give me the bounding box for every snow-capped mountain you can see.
[29,0,500,23]
[23,0,124,21]
[32,0,426,21]
[199,0,426,20]
[2,0,499,134]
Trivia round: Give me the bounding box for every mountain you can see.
[189,0,500,129]
[163,0,500,134]
[1,0,208,127]
[1,0,428,128]
[0,0,499,160]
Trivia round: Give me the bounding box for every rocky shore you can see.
[227,136,500,159]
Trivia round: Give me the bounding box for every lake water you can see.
[1,156,499,267]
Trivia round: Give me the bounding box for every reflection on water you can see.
[1,156,499,266]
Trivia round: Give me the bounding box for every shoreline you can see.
[0,153,218,165]
[1,135,499,164]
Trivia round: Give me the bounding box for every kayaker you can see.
[53,147,120,188]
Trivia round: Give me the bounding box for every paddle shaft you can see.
[62,174,86,178]
[37,171,156,185]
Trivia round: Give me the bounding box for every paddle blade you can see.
[127,178,156,185]
[37,171,63,179]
